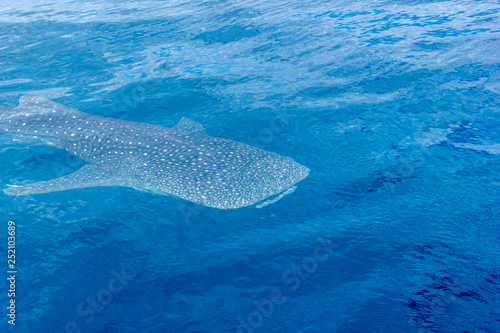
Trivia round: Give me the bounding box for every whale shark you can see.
[0,96,309,209]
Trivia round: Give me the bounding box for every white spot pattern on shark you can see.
[0,96,309,209]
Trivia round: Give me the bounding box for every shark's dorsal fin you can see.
[4,163,126,196]
[173,117,206,134]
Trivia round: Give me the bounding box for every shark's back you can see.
[0,95,170,162]
[127,123,309,208]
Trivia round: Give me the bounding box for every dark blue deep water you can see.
[0,0,499,332]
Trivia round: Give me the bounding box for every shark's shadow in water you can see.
[0,96,309,209]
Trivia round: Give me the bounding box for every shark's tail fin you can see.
[1,95,82,125]
[16,95,80,116]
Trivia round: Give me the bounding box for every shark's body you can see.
[0,96,309,209]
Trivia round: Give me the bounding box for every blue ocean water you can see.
[0,0,499,332]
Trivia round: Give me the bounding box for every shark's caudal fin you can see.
[1,96,79,120]
[0,95,82,135]
[17,95,80,115]
[4,163,126,196]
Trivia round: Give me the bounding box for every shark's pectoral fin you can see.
[4,164,126,196]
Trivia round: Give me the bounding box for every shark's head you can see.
[193,153,310,209]
[239,154,309,209]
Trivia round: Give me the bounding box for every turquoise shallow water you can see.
[0,0,499,332]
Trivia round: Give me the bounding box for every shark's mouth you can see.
[255,186,298,209]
